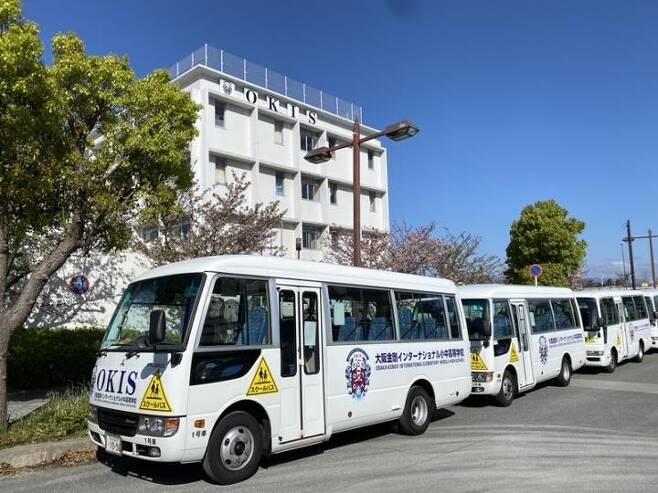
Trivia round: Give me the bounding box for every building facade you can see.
[29,45,391,328]
[169,45,390,260]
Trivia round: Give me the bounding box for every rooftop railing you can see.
[168,44,364,123]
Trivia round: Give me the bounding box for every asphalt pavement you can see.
[3,353,658,493]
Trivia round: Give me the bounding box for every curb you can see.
[0,436,95,469]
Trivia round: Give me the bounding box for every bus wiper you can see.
[125,337,151,359]
[96,343,131,357]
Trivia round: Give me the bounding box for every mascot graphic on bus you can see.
[538,336,549,365]
[345,348,371,400]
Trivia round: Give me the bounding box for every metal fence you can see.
[167,44,364,123]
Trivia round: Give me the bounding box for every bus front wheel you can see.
[203,411,263,485]
[494,370,515,407]
[398,386,432,436]
[604,349,617,373]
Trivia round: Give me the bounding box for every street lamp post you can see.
[304,119,419,267]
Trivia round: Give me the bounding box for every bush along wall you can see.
[8,327,105,391]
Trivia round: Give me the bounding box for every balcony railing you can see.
[168,44,364,123]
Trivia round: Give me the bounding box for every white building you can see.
[169,45,390,260]
[29,45,391,328]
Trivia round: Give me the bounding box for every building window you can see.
[329,182,337,205]
[215,101,226,127]
[369,192,376,212]
[302,225,322,250]
[367,149,374,169]
[274,120,283,145]
[214,158,227,185]
[301,179,318,201]
[275,172,285,196]
[300,129,318,152]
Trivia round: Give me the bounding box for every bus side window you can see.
[445,296,461,339]
[199,277,270,347]
[492,300,513,339]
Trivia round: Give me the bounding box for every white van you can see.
[577,289,652,371]
[459,284,586,406]
[640,289,658,350]
[87,256,472,484]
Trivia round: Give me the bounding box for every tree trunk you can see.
[0,318,13,431]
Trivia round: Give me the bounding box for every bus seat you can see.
[244,306,268,345]
[338,316,358,341]
[399,308,414,339]
[421,318,437,338]
[368,317,390,340]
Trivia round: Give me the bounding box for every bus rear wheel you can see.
[203,411,263,485]
[634,342,645,363]
[604,349,617,373]
[398,386,432,436]
[494,370,515,407]
[556,356,572,387]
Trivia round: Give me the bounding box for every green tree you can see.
[504,200,587,286]
[0,0,199,428]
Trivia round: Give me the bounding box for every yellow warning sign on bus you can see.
[139,372,172,412]
[616,334,622,346]
[470,352,488,371]
[509,344,520,363]
[247,358,278,396]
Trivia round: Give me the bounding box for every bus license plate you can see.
[105,434,122,455]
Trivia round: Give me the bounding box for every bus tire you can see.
[398,386,432,436]
[604,349,617,373]
[633,341,645,363]
[556,356,572,387]
[202,411,263,485]
[494,369,515,407]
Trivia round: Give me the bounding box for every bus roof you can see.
[134,255,456,293]
[577,288,655,299]
[458,283,574,299]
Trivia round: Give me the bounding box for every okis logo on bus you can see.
[345,348,371,400]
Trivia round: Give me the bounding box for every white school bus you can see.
[577,290,652,371]
[640,289,658,349]
[459,285,586,406]
[87,256,471,484]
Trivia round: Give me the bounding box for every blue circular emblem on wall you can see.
[68,274,90,296]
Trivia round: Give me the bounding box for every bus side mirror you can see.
[481,319,492,339]
[595,316,606,330]
[149,309,166,345]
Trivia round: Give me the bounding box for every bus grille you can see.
[97,408,138,437]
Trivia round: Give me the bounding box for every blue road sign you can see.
[529,264,543,278]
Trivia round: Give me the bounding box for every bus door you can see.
[277,286,325,443]
[617,301,630,358]
[511,301,535,388]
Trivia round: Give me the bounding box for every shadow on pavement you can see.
[96,408,456,486]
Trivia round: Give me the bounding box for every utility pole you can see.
[621,243,628,288]
[624,220,636,289]
[622,221,658,289]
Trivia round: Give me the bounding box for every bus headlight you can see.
[472,372,494,383]
[138,416,180,437]
[88,404,98,424]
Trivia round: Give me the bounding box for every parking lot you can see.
[3,354,658,493]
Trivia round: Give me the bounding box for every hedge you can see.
[8,327,105,391]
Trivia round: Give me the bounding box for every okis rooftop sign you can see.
[218,79,318,125]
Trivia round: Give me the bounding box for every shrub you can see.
[8,327,104,391]
[0,386,89,448]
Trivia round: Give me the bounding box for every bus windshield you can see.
[462,298,490,340]
[101,273,203,350]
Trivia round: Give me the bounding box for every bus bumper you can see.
[471,372,500,396]
[584,349,610,367]
[88,418,188,463]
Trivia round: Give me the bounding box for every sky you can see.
[23,0,658,282]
